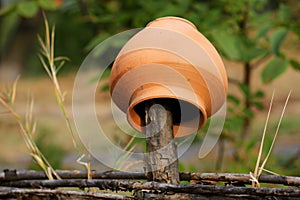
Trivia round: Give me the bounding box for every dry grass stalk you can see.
[258,91,292,176]
[252,90,292,187]
[38,14,145,171]
[77,154,92,180]
[38,14,77,148]
[0,78,60,180]
[77,153,100,192]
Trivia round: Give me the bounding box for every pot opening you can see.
[133,98,203,128]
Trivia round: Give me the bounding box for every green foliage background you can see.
[1,0,300,174]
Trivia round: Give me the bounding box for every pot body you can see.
[110,16,228,137]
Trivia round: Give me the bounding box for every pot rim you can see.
[146,16,197,30]
[127,95,207,137]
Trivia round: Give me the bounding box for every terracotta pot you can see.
[109,16,228,137]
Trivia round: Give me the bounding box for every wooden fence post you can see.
[145,100,180,184]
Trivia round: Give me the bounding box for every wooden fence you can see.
[0,169,299,199]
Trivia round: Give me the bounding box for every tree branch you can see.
[0,187,133,199]
[0,180,299,198]
[1,170,299,187]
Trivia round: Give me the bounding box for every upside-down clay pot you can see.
[109,16,228,137]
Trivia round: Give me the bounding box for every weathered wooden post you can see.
[109,16,228,186]
[145,100,179,183]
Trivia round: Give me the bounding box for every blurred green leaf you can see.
[251,101,264,110]
[111,34,132,49]
[0,3,16,16]
[38,0,59,10]
[243,107,254,119]
[270,27,288,56]
[0,12,19,52]
[238,83,250,98]
[261,57,288,83]
[224,116,243,132]
[101,84,109,92]
[17,1,38,18]
[245,135,259,153]
[255,24,271,40]
[88,68,111,86]
[85,32,111,52]
[278,4,291,23]
[102,68,111,79]
[254,90,265,98]
[157,4,184,17]
[290,59,300,71]
[227,107,235,114]
[244,47,268,62]
[106,0,120,12]
[227,94,240,105]
[211,31,242,61]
